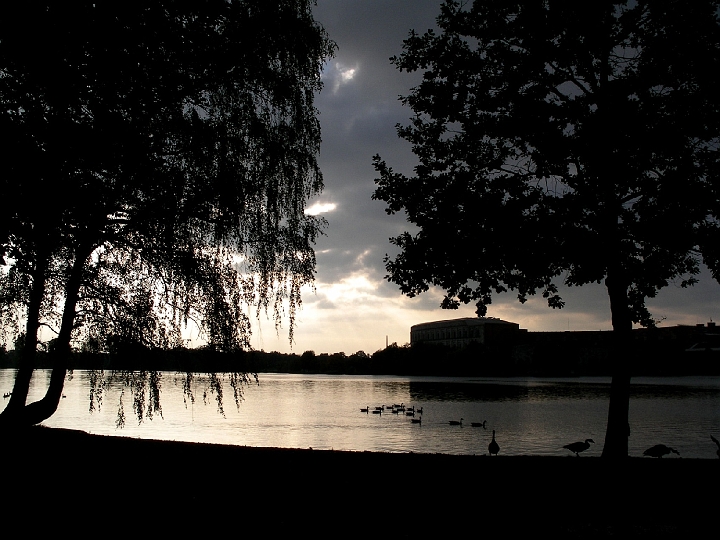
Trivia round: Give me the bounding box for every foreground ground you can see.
[3,427,715,538]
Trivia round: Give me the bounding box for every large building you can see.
[410,317,521,348]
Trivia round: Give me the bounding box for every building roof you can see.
[411,317,518,330]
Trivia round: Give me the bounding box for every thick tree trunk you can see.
[19,244,89,425]
[2,243,91,427]
[0,246,49,426]
[601,269,633,459]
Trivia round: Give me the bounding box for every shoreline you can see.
[5,426,716,537]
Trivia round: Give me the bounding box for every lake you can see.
[2,369,719,458]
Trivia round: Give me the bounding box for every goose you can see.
[712,435,720,459]
[374,406,384,411]
[360,406,369,413]
[643,444,680,458]
[488,430,500,455]
[471,421,487,428]
[449,418,463,426]
[416,407,423,414]
[372,409,382,415]
[405,410,415,417]
[563,439,594,456]
[411,417,422,425]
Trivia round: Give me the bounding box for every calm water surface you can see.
[2,370,719,458]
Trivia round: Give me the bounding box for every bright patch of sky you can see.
[319,271,377,305]
[305,202,337,215]
[322,61,359,94]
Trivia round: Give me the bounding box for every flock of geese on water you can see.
[360,404,720,459]
[359,403,501,455]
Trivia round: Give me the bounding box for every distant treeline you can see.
[1,337,717,377]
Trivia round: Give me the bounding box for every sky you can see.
[243,0,720,355]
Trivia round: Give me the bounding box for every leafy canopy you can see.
[0,1,335,353]
[373,0,720,327]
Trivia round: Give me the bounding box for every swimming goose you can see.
[411,417,422,425]
[563,439,594,456]
[488,430,500,455]
[360,406,369,413]
[449,418,463,426]
[471,421,487,428]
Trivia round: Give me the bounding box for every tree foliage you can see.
[374,0,719,322]
[373,0,720,457]
[0,1,334,426]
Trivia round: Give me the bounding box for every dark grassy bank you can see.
[3,427,715,538]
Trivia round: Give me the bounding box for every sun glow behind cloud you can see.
[305,202,337,215]
[322,61,359,94]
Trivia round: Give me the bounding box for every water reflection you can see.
[2,370,719,458]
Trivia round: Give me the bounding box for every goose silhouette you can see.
[643,444,680,458]
[471,421,487,428]
[360,406,369,413]
[449,418,463,426]
[712,435,720,459]
[488,430,499,455]
[563,439,594,456]
[411,417,422,425]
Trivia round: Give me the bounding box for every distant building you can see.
[410,317,521,348]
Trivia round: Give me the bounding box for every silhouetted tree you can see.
[0,2,334,426]
[373,0,720,457]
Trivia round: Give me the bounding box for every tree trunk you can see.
[3,243,91,427]
[601,268,633,459]
[0,245,49,426]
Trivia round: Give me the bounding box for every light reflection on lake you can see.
[2,370,719,458]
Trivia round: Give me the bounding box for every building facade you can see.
[410,317,521,348]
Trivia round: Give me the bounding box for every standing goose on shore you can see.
[488,430,500,456]
[563,439,594,456]
[643,444,680,458]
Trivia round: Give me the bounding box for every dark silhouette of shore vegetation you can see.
[2,334,716,377]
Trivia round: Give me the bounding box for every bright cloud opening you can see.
[305,202,337,215]
[323,61,359,93]
[340,66,356,82]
